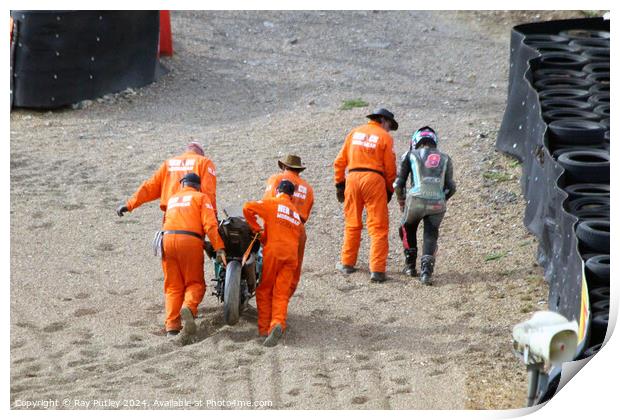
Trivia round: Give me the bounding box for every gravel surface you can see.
[12,10,588,410]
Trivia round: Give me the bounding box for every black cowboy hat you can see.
[366,107,398,131]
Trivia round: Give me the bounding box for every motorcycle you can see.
[205,208,261,325]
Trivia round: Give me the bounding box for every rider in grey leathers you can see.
[393,126,456,285]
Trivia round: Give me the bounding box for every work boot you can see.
[180,307,197,335]
[403,248,418,277]
[420,255,435,286]
[336,263,356,275]
[370,272,387,283]
[263,324,283,347]
[166,330,180,338]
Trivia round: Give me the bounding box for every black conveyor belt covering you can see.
[10,10,160,108]
[497,17,610,350]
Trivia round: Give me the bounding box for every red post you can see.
[159,10,173,56]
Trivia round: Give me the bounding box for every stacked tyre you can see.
[526,30,610,153]
[524,29,610,357]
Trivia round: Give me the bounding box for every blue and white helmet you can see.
[411,126,438,149]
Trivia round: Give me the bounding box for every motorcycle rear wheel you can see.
[224,260,242,325]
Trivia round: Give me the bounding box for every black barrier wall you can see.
[497,18,610,358]
[11,10,160,109]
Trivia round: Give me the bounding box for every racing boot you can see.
[420,255,435,286]
[180,306,197,335]
[403,248,418,277]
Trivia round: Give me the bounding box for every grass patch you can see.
[499,269,516,277]
[508,159,521,169]
[526,274,541,282]
[340,98,368,110]
[521,304,534,313]
[518,240,531,247]
[485,251,507,262]
[581,10,602,17]
[483,171,513,182]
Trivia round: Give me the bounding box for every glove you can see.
[216,249,227,266]
[387,189,394,204]
[336,182,346,203]
[116,204,128,217]
[204,241,216,259]
[253,229,265,246]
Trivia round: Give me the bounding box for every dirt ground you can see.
[10,10,590,410]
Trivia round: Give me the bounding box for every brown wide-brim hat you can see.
[367,107,399,131]
[278,154,306,172]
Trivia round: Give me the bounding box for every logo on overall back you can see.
[277,204,301,226]
[167,159,196,172]
[168,195,192,209]
[294,184,307,200]
[352,132,379,149]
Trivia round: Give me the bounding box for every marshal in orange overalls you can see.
[263,169,314,297]
[126,147,218,214]
[243,194,303,335]
[161,187,224,332]
[334,120,397,273]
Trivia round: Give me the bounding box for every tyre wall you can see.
[497,18,610,360]
[10,10,160,109]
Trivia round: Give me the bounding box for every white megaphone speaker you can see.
[513,311,578,366]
